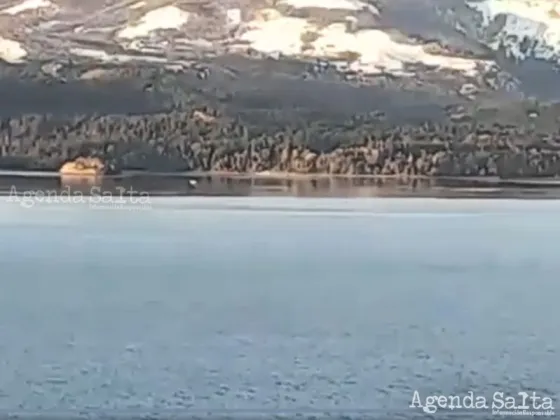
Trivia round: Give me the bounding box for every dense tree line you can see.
[1,105,560,178]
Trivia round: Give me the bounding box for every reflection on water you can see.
[0,175,559,198]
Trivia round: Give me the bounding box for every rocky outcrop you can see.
[59,157,108,176]
[448,0,560,64]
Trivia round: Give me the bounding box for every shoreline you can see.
[2,169,560,188]
[4,104,560,181]
[1,172,560,199]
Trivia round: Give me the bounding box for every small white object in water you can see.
[188,179,197,187]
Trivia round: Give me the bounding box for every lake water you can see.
[0,197,558,419]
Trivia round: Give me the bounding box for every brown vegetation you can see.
[300,30,321,45]
[58,156,120,177]
[336,50,361,63]
[59,157,107,176]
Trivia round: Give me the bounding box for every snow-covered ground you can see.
[467,0,560,63]
[240,12,492,76]
[0,0,524,96]
[0,37,27,63]
[278,0,380,14]
[0,0,54,15]
[117,6,190,39]
[69,47,170,63]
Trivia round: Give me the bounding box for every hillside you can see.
[0,0,523,110]
[1,0,560,177]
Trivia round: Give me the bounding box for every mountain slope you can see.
[0,0,557,120]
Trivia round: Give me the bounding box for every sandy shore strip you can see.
[2,169,560,187]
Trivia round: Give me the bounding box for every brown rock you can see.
[59,157,107,177]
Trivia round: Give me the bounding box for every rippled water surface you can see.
[0,197,558,418]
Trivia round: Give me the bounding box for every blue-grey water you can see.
[0,197,559,418]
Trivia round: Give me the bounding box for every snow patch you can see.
[70,48,117,61]
[241,16,309,56]
[279,0,378,14]
[226,8,241,26]
[0,0,54,15]
[117,6,190,39]
[130,1,145,9]
[0,37,27,63]
[467,0,560,62]
[70,47,179,65]
[240,14,491,76]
